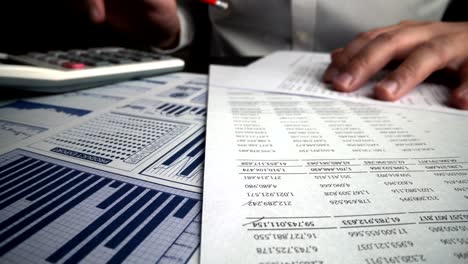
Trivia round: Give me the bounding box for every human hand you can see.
[84,0,180,48]
[322,21,468,110]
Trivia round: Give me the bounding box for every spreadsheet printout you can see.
[210,51,468,116]
[0,73,206,264]
[201,69,468,263]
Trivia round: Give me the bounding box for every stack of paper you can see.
[201,51,468,263]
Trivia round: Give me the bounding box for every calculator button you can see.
[27,52,45,58]
[61,62,86,69]
[47,51,66,57]
[46,58,67,65]
[58,54,73,60]
[136,57,154,62]
[69,56,86,62]
[126,51,158,61]
[122,53,151,62]
[114,59,134,64]
[75,57,98,65]
[99,55,134,64]
[137,51,161,59]
[86,60,112,67]
[69,49,84,54]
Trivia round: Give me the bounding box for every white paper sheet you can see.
[0,73,206,264]
[201,69,468,263]
[210,51,467,116]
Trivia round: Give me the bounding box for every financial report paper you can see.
[201,75,468,263]
[210,51,468,116]
[0,73,206,264]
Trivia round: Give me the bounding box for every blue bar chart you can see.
[141,129,205,187]
[0,149,200,264]
[118,100,206,120]
[0,100,91,128]
[0,120,48,148]
[190,92,207,105]
[154,102,206,118]
[157,84,203,99]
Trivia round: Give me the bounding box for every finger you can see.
[323,28,391,83]
[322,48,344,82]
[374,33,468,101]
[86,0,106,23]
[331,27,434,92]
[449,62,468,109]
[323,21,424,82]
[336,22,418,65]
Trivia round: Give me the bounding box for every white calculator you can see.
[0,47,184,93]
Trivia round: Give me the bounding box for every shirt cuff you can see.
[152,7,194,54]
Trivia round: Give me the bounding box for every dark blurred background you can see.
[0,0,466,73]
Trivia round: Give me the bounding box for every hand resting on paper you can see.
[322,21,468,110]
[82,0,180,49]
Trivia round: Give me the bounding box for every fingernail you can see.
[324,67,339,82]
[378,80,399,95]
[333,72,353,89]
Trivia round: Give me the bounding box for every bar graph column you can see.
[0,149,201,264]
[141,128,205,187]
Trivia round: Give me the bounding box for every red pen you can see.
[199,0,229,10]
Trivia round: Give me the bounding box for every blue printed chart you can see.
[156,103,206,118]
[0,149,200,264]
[26,74,208,191]
[118,99,207,120]
[0,100,91,128]
[157,84,204,99]
[141,129,205,187]
[190,92,207,105]
[31,112,191,171]
[0,120,47,148]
